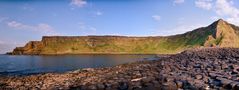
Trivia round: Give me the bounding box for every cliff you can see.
[9,19,239,55]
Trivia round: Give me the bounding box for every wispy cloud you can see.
[152,15,161,21]
[0,40,4,44]
[173,0,185,4]
[7,21,59,35]
[195,0,239,25]
[211,16,220,21]
[22,4,34,11]
[95,11,103,16]
[168,24,205,35]
[70,0,87,7]
[195,0,213,10]
[151,18,205,36]
[78,22,97,35]
[0,40,25,54]
[0,16,8,23]
[154,24,205,36]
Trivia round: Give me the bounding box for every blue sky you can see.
[0,0,239,53]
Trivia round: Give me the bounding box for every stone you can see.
[97,83,105,89]
[195,74,203,80]
[176,81,184,88]
[118,82,128,90]
[131,77,145,82]
[88,85,97,90]
[216,77,233,86]
[165,77,174,82]
[141,77,151,83]
[232,84,239,90]
[162,82,177,90]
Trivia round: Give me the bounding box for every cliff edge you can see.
[9,19,239,55]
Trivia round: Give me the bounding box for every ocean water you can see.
[0,54,156,76]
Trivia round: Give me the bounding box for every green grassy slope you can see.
[37,28,214,54]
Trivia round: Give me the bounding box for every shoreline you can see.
[5,53,171,59]
[7,52,174,56]
[1,48,239,89]
[0,54,162,77]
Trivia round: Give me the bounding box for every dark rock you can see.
[175,81,184,88]
[97,83,105,89]
[118,82,128,90]
[232,84,239,90]
[162,82,177,90]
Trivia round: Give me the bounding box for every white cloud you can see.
[152,15,161,21]
[173,0,185,4]
[8,21,28,29]
[215,0,239,18]
[195,0,239,25]
[70,0,87,7]
[195,0,213,10]
[7,21,59,35]
[215,0,239,25]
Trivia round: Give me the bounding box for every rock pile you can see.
[1,48,239,90]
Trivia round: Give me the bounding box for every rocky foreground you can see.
[1,48,239,90]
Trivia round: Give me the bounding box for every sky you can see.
[0,0,239,53]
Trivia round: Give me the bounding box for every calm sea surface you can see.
[0,54,156,76]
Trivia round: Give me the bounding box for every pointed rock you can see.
[204,19,239,47]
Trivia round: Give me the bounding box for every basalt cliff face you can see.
[9,19,239,55]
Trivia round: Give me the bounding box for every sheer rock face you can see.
[9,19,239,55]
[12,41,43,55]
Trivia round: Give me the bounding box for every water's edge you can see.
[0,54,160,76]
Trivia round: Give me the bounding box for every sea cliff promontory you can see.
[9,19,239,55]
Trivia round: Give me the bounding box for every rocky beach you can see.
[3,0,239,90]
[1,48,239,90]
